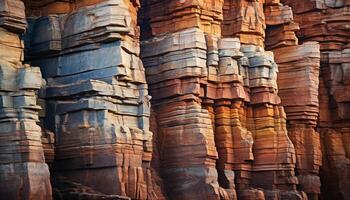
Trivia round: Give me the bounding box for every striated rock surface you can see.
[23,0,165,199]
[279,0,350,199]
[0,0,52,199]
[266,25,322,200]
[263,2,323,198]
[0,0,349,199]
[140,0,307,199]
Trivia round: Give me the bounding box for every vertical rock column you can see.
[319,49,350,199]
[263,1,323,199]
[222,0,306,199]
[140,0,232,199]
[213,38,256,199]
[280,0,350,198]
[24,0,164,199]
[272,43,322,200]
[141,27,229,199]
[243,45,304,200]
[0,0,52,199]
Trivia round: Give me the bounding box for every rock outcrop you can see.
[0,0,52,199]
[278,0,350,199]
[139,0,307,199]
[23,0,165,199]
[0,0,349,199]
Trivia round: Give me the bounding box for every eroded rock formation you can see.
[22,0,165,199]
[278,0,350,199]
[0,0,349,199]
[0,0,52,199]
[139,0,306,199]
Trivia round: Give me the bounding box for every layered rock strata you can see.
[0,0,52,199]
[24,0,164,199]
[0,0,349,199]
[280,0,350,199]
[140,0,308,199]
[272,43,322,200]
[263,2,323,198]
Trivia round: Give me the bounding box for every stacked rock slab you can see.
[264,1,323,199]
[141,0,306,199]
[141,26,231,200]
[272,43,322,200]
[221,0,306,199]
[24,0,165,199]
[140,1,235,199]
[222,0,265,46]
[0,0,52,199]
[2,0,349,199]
[280,0,350,199]
[239,45,304,200]
[319,48,350,199]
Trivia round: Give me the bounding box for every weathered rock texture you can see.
[263,3,323,199]
[278,0,350,199]
[23,0,165,199]
[0,0,52,199]
[0,0,349,200]
[139,0,307,199]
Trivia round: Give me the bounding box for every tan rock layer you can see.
[2,0,348,199]
[0,0,52,199]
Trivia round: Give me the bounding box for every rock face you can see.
[0,0,349,200]
[263,3,323,198]
[139,0,306,199]
[277,0,350,199]
[0,0,52,199]
[272,43,322,200]
[23,0,165,199]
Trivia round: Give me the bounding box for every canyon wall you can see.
[0,0,52,199]
[0,0,349,199]
[279,0,350,198]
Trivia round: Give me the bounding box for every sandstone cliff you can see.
[0,0,349,200]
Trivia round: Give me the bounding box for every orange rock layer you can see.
[0,0,349,199]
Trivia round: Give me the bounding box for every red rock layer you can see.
[140,0,307,199]
[1,0,349,199]
[280,0,350,199]
[263,1,323,198]
[222,0,266,46]
[270,42,322,200]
